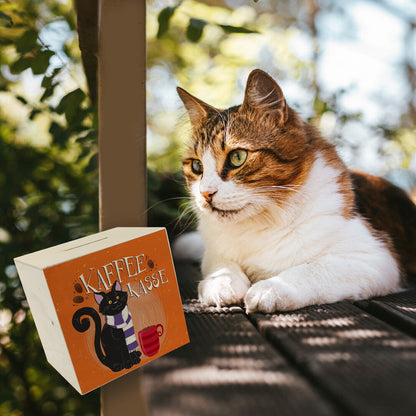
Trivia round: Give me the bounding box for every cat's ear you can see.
[112,281,121,291]
[94,293,104,305]
[241,69,288,124]
[177,87,218,127]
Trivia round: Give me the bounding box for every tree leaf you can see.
[56,88,86,125]
[9,56,32,74]
[31,49,55,75]
[49,121,70,145]
[84,152,98,174]
[40,83,58,102]
[16,29,38,54]
[157,6,178,39]
[0,11,13,27]
[29,109,42,120]
[218,24,259,34]
[76,129,98,143]
[41,66,62,88]
[15,95,27,105]
[186,18,207,43]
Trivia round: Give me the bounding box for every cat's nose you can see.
[201,190,217,202]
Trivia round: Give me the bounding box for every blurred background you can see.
[0,0,415,414]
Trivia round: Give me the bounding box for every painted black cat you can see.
[72,281,141,372]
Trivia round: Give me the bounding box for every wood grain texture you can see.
[143,260,416,416]
[97,0,147,414]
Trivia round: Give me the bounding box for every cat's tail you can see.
[172,231,205,263]
[72,307,107,366]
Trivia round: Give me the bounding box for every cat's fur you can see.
[72,281,141,371]
[177,69,416,313]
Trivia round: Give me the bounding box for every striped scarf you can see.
[105,306,138,352]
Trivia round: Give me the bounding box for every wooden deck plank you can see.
[143,262,342,416]
[143,308,339,416]
[355,289,416,337]
[148,261,416,415]
[249,302,416,416]
[174,261,200,302]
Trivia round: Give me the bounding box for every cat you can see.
[177,69,416,313]
[72,280,141,372]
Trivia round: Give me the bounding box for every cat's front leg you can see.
[244,276,307,313]
[198,263,251,307]
[245,256,400,313]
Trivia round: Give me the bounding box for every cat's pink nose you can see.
[201,191,216,202]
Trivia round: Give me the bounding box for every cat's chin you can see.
[201,203,258,223]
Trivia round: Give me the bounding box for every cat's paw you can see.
[245,278,304,313]
[130,350,141,365]
[198,267,250,307]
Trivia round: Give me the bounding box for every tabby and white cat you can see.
[177,69,416,313]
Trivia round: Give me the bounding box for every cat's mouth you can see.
[212,206,240,216]
[210,204,249,218]
[199,197,253,220]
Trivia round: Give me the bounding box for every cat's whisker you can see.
[173,204,199,235]
[254,186,302,196]
[256,188,301,194]
[145,197,192,215]
[178,199,198,221]
[257,184,302,190]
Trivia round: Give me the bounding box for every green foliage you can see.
[0,112,100,416]
[155,2,258,44]
[0,0,415,414]
[15,29,38,54]
[217,24,258,34]
[0,0,99,414]
[186,18,207,42]
[157,6,179,38]
[148,170,194,239]
[0,11,13,28]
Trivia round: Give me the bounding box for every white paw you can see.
[198,267,250,307]
[245,279,304,313]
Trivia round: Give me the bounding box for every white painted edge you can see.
[14,227,165,270]
[14,261,82,393]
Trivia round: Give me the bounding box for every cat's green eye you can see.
[116,295,119,300]
[108,300,113,305]
[229,149,248,168]
[191,159,203,175]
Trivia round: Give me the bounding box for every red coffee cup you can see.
[138,324,164,357]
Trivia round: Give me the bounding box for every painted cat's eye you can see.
[108,300,113,304]
[229,149,248,168]
[116,295,119,300]
[191,159,203,175]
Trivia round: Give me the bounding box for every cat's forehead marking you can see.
[204,114,227,146]
[196,106,241,153]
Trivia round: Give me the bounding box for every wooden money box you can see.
[14,227,189,394]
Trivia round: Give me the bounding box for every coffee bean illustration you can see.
[74,283,83,293]
[73,296,84,303]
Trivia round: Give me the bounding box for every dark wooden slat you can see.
[174,261,200,302]
[143,309,339,416]
[355,289,416,337]
[74,0,98,104]
[249,302,416,416]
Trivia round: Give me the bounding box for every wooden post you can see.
[98,0,147,230]
[98,0,148,415]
